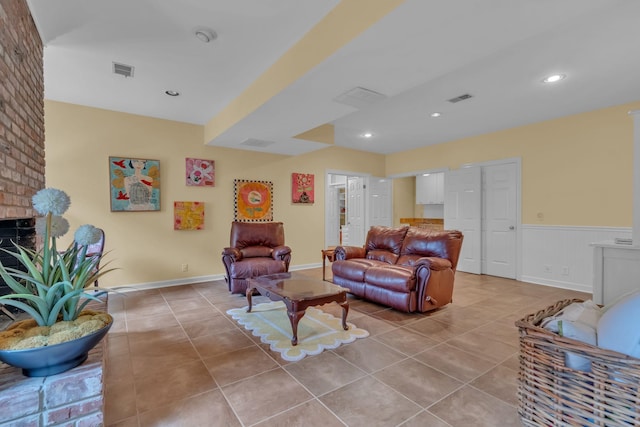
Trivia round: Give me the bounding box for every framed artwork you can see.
[109,157,160,212]
[186,158,215,187]
[292,172,314,204]
[234,179,273,222]
[174,201,205,230]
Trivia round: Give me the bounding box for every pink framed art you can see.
[292,173,314,204]
[185,158,215,187]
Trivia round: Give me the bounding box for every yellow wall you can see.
[45,99,640,288]
[386,101,640,226]
[44,101,385,288]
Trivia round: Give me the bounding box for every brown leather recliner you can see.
[222,222,292,294]
[331,226,463,313]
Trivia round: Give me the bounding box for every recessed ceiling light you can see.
[362,132,373,138]
[430,112,442,118]
[165,90,180,96]
[542,74,566,84]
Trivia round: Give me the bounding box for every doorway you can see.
[325,172,392,248]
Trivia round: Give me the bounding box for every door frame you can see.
[325,169,371,248]
[461,157,522,280]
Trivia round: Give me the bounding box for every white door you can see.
[483,163,518,278]
[367,177,392,228]
[325,184,340,247]
[347,176,366,247]
[444,167,482,274]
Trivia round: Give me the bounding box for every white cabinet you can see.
[416,173,444,204]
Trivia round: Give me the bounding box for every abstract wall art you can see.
[185,158,215,187]
[174,201,205,230]
[234,179,273,222]
[292,172,314,204]
[109,157,160,212]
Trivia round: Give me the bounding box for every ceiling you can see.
[27,0,640,156]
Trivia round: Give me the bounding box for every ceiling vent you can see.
[448,93,473,103]
[240,138,275,148]
[333,86,387,109]
[113,62,134,78]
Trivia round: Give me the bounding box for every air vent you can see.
[333,86,387,109]
[448,93,473,103]
[113,62,134,78]
[240,138,275,148]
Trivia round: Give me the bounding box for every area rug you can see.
[226,301,369,362]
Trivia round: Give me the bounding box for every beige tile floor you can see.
[103,269,590,427]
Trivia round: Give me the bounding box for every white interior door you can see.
[367,177,392,228]
[483,163,518,278]
[347,176,366,247]
[444,167,482,274]
[325,184,340,247]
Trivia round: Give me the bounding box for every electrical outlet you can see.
[561,266,569,275]
[181,263,188,272]
[543,265,552,274]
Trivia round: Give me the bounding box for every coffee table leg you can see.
[340,301,349,330]
[287,310,306,346]
[246,287,255,313]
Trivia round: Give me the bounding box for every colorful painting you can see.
[109,157,160,212]
[234,179,273,222]
[174,201,205,230]
[186,158,215,187]
[292,173,314,204]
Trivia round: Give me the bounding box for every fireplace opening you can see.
[0,217,36,316]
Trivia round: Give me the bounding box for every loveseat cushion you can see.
[332,259,388,282]
[367,249,399,264]
[400,228,463,271]
[365,265,416,293]
[365,225,408,256]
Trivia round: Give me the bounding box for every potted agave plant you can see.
[0,188,114,377]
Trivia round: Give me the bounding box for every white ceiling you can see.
[27,0,640,156]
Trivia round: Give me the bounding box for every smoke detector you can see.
[194,27,217,43]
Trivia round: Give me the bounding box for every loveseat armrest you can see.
[222,247,242,262]
[335,245,366,260]
[415,257,452,271]
[272,245,291,260]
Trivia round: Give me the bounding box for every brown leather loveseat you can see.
[331,226,463,313]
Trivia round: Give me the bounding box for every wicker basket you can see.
[516,299,640,426]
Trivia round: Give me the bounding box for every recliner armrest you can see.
[272,245,291,260]
[222,247,242,262]
[415,257,452,271]
[335,245,366,260]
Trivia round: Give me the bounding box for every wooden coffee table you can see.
[246,273,350,346]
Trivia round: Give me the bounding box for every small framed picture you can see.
[174,201,205,230]
[186,158,215,187]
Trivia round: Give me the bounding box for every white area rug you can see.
[227,301,369,362]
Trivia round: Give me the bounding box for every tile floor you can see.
[103,269,590,427]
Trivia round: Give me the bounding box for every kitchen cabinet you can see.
[416,172,444,204]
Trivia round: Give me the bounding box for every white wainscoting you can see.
[521,225,631,294]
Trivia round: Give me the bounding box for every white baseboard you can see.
[519,275,592,294]
[115,274,225,293]
[114,263,325,292]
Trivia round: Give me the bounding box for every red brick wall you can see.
[0,0,45,219]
